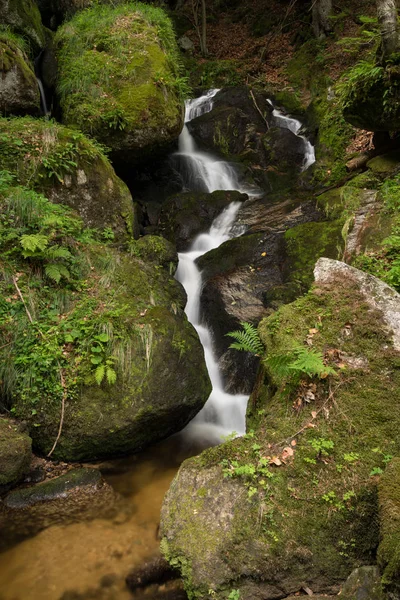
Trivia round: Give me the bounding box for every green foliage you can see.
[265,346,336,380]
[338,61,384,110]
[226,322,264,356]
[55,2,186,135]
[0,26,29,54]
[228,591,241,600]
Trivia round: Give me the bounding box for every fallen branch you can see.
[12,276,34,324]
[47,367,67,458]
[250,89,270,130]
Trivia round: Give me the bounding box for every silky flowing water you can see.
[0,91,315,600]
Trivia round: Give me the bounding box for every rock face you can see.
[159,190,247,251]
[0,468,117,550]
[160,261,400,599]
[0,418,32,488]
[340,566,385,600]
[0,40,41,116]
[314,258,400,351]
[0,117,135,241]
[55,3,184,165]
[12,247,210,460]
[378,458,400,599]
[0,0,47,52]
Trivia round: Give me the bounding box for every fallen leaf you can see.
[270,456,282,466]
[261,252,267,257]
[291,440,297,446]
[309,328,318,335]
[311,410,317,419]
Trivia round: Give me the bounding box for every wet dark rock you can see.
[0,40,41,116]
[0,468,118,551]
[126,555,178,590]
[23,468,46,484]
[340,566,385,600]
[187,87,307,191]
[159,190,247,251]
[0,417,32,489]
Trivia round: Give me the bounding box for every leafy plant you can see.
[265,346,336,380]
[226,322,264,356]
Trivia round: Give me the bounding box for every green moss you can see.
[0,417,32,486]
[366,150,400,176]
[55,3,184,157]
[284,220,343,289]
[378,458,400,594]
[0,0,47,53]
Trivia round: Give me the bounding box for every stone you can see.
[340,566,385,600]
[0,0,47,52]
[0,40,41,116]
[178,36,194,52]
[0,417,32,488]
[0,468,117,550]
[314,258,400,351]
[55,4,184,166]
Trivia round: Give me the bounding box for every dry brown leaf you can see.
[270,456,282,466]
[311,410,317,419]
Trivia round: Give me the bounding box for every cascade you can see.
[34,51,50,116]
[268,100,316,171]
[175,91,316,444]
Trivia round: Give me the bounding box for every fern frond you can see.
[264,353,293,377]
[289,347,336,378]
[45,263,62,283]
[95,364,105,385]
[45,245,72,260]
[226,322,264,356]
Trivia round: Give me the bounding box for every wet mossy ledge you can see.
[0,173,211,461]
[160,261,400,600]
[0,116,135,241]
[55,2,185,165]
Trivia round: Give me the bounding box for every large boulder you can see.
[0,117,136,241]
[342,63,400,132]
[0,418,32,488]
[55,3,184,166]
[0,0,47,52]
[8,245,210,460]
[160,260,400,599]
[0,38,41,116]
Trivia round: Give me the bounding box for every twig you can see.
[277,380,346,446]
[47,367,66,458]
[250,89,269,130]
[12,274,66,457]
[12,276,34,324]
[0,341,12,351]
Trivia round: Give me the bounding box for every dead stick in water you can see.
[250,89,269,129]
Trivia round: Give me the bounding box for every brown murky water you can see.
[0,437,195,600]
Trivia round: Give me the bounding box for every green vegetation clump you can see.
[55,2,186,157]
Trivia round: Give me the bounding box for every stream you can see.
[0,91,315,600]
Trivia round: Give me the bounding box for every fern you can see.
[226,322,264,356]
[106,366,117,385]
[265,346,336,380]
[95,364,105,385]
[289,347,336,378]
[20,233,49,256]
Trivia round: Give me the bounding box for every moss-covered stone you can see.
[340,566,386,600]
[0,116,134,240]
[0,39,40,116]
[0,417,32,487]
[284,219,344,288]
[366,151,400,176]
[130,235,178,270]
[378,458,400,597]
[161,264,400,599]
[10,246,210,461]
[55,3,184,165]
[0,0,47,52]
[0,468,117,550]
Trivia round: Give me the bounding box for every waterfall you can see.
[268,100,316,171]
[173,89,253,195]
[175,91,316,444]
[34,51,50,117]
[175,92,249,444]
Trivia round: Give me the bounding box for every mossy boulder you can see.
[55,3,184,165]
[0,0,47,52]
[342,65,400,132]
[340,566,385,600]
[0,468,117,550]
[0,116,135,240]
[10,246,210,461]
[378,458,400,598]
[0,417,32,488]
[0,39,40,116]
[159,190,247,251]
[160,260,400,599]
